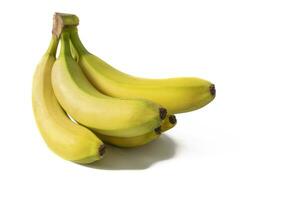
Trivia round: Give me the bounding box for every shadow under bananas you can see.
[83,135,177,170]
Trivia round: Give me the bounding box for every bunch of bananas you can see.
[32,13,216,164]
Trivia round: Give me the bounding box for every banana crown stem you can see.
[52,13,79,37]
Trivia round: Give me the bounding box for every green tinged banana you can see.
[95,115,177,148]
[51,31,167,138]
[69,27,216,114]
[32,35,105,164]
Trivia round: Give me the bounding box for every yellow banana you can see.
[95,115,177,147]
[32,35,105,164]
[52,31,166,138]
[97,130,160,148]
[69,27,216,114]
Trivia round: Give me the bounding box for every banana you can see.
[32,35,105,164]
[97,130,160,148]
[95,115,177,148]
[51,30,166,138]
[69,27,216,114]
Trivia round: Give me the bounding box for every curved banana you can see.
[52,31,166,137]
[97,130,160,148]
[32,35,105,164]
[69,28,216,114]
[96,115,177,147]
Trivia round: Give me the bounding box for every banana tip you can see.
[154,126,162,135]
[210,84,216,96]
[99,144,106,157]
[159,108,167,120]
[169,115,177,124]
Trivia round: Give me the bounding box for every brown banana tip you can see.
[209,84,216,96]
[159,108,167,120]
[99,144,106,157]
[168,115,177,124]
[154,126,162,135]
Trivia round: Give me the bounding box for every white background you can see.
[0,0,299,199]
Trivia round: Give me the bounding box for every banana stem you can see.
[51,12,89,56]
[69,29,90,55]
[52,13,79,37]
[59,32,72,57]
[45,35,59,56]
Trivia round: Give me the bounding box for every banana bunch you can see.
[32,13,216,164]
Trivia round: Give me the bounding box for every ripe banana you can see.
[97,130,160,148]
[32,35,105,164]
[95,115,177,147]
[69,27,216,114]
[52,31,166,138]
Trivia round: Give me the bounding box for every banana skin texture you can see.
[52,31,166,138]
[32,35,105,164]
[95,115,177,148]
[69,28,216,114]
